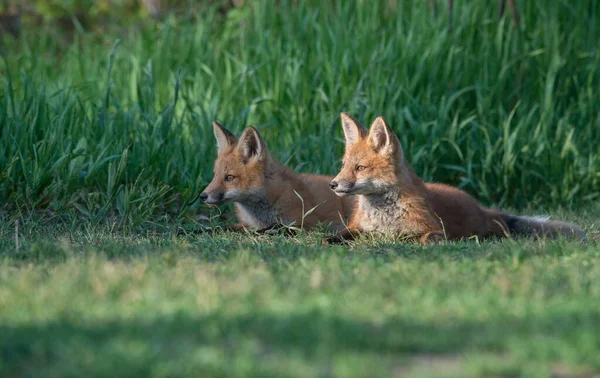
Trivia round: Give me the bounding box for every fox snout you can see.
[200,191,225,205]
[329,179,355,196]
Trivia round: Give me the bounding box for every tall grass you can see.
[1,0,599,226]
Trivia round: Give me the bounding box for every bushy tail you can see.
[501,213,587,240]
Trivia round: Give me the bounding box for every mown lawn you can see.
[1,208,599,378]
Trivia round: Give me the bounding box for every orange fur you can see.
[201,122,355,231]
[326,113,585,244]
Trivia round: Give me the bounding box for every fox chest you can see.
[235,201,278,229]
[357,198,407,234]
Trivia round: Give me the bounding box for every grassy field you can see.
[1,212,600,378]
[1,0,600,377]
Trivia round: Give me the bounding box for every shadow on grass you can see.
[1,308,599,377]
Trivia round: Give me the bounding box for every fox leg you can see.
[221,224,247,232]
[418,231,445,245]
[323,229,360,245]
[256,223,298,236]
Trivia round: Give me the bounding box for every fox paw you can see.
[420,231,445,245]
[322,235,349,245]
[257,224,298,237]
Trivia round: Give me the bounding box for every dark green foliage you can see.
[1,0,599,227]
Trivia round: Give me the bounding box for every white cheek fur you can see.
[354,178,391,195]
[224,187,264,202]
[223,189,243,201]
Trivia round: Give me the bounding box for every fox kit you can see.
[200,122,355,232]
[326,113,586,244]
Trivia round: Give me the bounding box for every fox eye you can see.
[356,165,367,172]
[225,175,235,182]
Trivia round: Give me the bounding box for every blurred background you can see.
[0,0,245,39]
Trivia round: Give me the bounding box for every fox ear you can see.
[340,112,366,145]
[237,126,266,160]
[368,117,398,155]
[213,121,238,153]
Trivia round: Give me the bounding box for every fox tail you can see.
[501,213,586,240]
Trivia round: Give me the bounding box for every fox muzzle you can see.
[200,191,225,205]
[329,180,355,196]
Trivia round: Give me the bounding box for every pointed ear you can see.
[237,126,266,160]
[340,112,366,145]
[213,121,238,153]
[368,117,398,155]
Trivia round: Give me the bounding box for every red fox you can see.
[200,122,355,232]
[326,113,586,244]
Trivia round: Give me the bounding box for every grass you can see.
[1,209,599,378]
[1,0,600,376]
[1,0,599,225]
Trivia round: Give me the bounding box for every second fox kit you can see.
[200,122,355,231]
[327,113,586,244]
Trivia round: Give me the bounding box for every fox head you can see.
[200,122,270,205]
[329,113,412,196]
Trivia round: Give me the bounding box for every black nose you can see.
[200,193,208,201]
[329,181,338,190]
